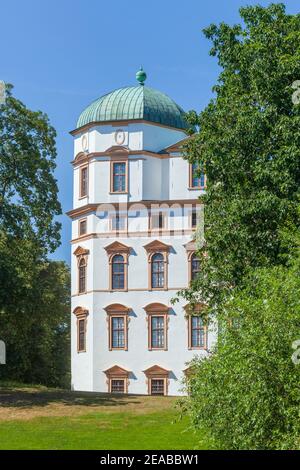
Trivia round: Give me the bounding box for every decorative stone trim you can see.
[143,365,170,396]
[104,365,130,394]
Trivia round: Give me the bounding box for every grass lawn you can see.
[0,382,215,450]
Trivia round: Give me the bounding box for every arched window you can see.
[78,258,86,293]
[151,253,164,289]
[112,254,125,290]
[191,253,200,281]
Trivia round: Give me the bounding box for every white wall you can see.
[71,120,214,395]
[73,122,186,157]
[71,235,217,395]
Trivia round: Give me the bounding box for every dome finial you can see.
[136,66,147,86]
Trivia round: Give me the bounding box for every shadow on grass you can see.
[0,388,143,409]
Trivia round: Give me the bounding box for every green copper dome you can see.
[76,84,189,130]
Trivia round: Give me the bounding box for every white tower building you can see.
[69,69,216,396]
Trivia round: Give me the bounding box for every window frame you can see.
[149,210,167,231]
[111,254,125,291]
[78,217,87,237]
[104,242,131,292]
[78,257,87,294]
[105,304,130,351]
[73,307,89,353]
[151,252,165,290]
[191,252,201,281]
[79,165,88,198]
[150,315,166,350]
[150,379,165,396]
[189,163,206,190]
[74,246,89,295]
[143,240,170,291]
[110,212,127,233]
[110,378,126,394]
[143,365,170,396]
[104,365,130,394]
[189,205,200,229]
[110,160,128,194]
[109,314,128,350]
[185,304,208,350]
[144,303,169,351]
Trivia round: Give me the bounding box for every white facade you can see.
[70,112,216,396]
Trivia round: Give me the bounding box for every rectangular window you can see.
[112,255,125,290]
[78,319,86,352]
[79,219,87,236]
[151,254,164,289]
[111,213,126,231]
[80,166,88,197]
[191,317,206,348]
[151,379,165,396]
[111,379,125,393]
[191,163,205,189]
[111,317,125,349]
[112,162,126,193]
[191,209,197,228]
[151,316,165,349]
[151,212,164,230]
[78,260,86,294]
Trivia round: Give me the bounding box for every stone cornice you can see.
[66,199,199,219]
[70,119,189,137]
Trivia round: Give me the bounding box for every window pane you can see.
[151,212,164,229]
[111,379,125,393]
[79,220,87,235]
[112,214,126,231]
[112,317,125,348]
[78,319,85,351]
[113,162,126,192]
[192,210,197,228]
[192,163,205,188]
[191,316,205,348]
[151,379,164,395]
[79,262,86,293]
[81,167,88,196]
[151,253,164,288]
[112,255,125,290]
[191,254,200,280]
[151,316,165,348]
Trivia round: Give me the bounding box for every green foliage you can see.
[181,3,300,308]
[185,245,300,449]
[0,84,61,254]
[0,87,70,387]
[180,4,300,451]
[0,248,70,387]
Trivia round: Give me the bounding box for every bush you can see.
[186,249,300,449]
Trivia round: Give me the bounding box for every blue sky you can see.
[1,0,298,264]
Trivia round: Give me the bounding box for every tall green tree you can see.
[0,84,61,254]
[182,3,300,309]
[0,247,70,387]
[0,86,70,387]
